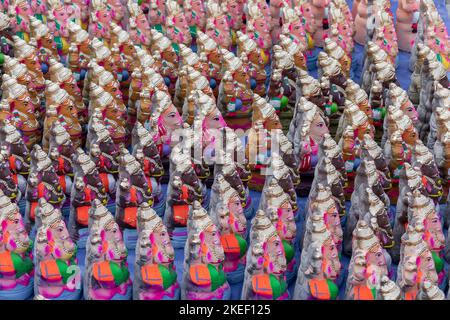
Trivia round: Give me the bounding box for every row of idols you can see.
[0,0,449,300]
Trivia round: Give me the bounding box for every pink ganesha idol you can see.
[424,9,450,70]
[89,0,113,46]
[183,0,206,41]
[46,0,73,58]
[246,0,272,60]
[395,0,419,52]
[127,1,152,48]
[181,201,231,300]
[269,0,292,43]
[373,10,398,67]
[30,0,49,23]
[8,0,32,42]
[205,0,232,50]
[223,0,245,46]
[165,0,192,47]
[106,0,126,29]
[241,210,289,300]
[308,0,331,47]
[133,203,180,300]
[0,190,34,300]
[72,0,90,30]
[84,199,132,300]
[148,0,166,33]
[34,199,81,300]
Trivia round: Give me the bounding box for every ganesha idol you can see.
[165,0,192,47]
[133,203,179,300]
[0,145,22,203]
[205,1,232,50]
[132,122,165,217]
[8,0,32,42]
[245,96,283,190]
[127,1,152,48]
[223,0,244,46]
[395,0,420,52]
[246,1,272,59]
[293,211,341,300]
[213,150,253,221]
[423,9,450,71]
[259,178,298,284]
[397,224,439,300]
[47,122,75,197]
[236,31,267,98]
[0,121,30,198]
[209,174,248,284]
[163,150,204,248]
[140,89,183,159]
[1,74,41,149]
[181,201,230,300]
[89,0,113,45]
[290,97,329,193]
[150,30,180,96]
[241,210,288,300]
[24,145,66,235]
[115,149,153,249]
[407,190,447,290]
[46,0,74,59]
[183,0,206,42]
[34,199,81,300]
[306,0,330,47]
[196,31,223,95]
[84,200,132,300]
[68,148,108,248]
[0,190,34,300]
[345,221,390,300]
[217,49,253,131]
[343,158,393,256]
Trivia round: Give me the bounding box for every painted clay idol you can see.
[0,190,34,300]
[132,122,165,216]
[396,224,438,300]
[84,200,131,300]
[34,199,81,300]
[182,201,231,300]
[133,203,179,300]
[293,211,341,300]
[241,210,288,300]
[345,220,390,300]
[396,0,420,52]
[24,145,65,233]
[165,0,192,46]
[209,174,248,283]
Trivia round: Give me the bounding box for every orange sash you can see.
[11,174,18,185]
[309,279,330,300]
[405,290,417,300]
[123,187,138,228]
[93,261,114,282]
[220,234,240,254]
[353,285,374,300]
[58,157,65,173]
[189,264,211,286]
[0,251,14,273]
[58,175,67,194]
[40,260,62,281]
[141,264,163,286]
[99,173,109,193]
[76,206,90,226]
[252,274,272,296]
[8,156,16,171]
[173,186,189,226]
